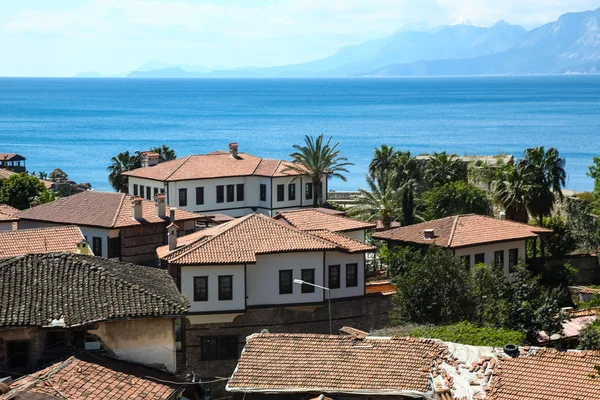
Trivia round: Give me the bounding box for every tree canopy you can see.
[422,181,490,220]
[0,173,48,209]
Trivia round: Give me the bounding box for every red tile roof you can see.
[122,151,306,181]
[226,332,447,395]
[0,204,19,222]
[487,349,600,400]
[275,209,376,232]
[0,226,87,258]
[306,229,375,253]
[17,191,199,229]
[372,214,552,248]
[1,355,183,399]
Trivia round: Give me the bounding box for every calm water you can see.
[0,76,599,192]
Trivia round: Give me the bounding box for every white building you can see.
[122,143,327,218]
[0,204,19,231]
[157,213,375,324]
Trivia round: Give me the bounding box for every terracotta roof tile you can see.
[372,214,552,248]
[1,354,181,399]
[0,253,189,328]
[0,204,19,222]
[0,226,87,258]
[306,229,376,253]
[17,191,199,229]
[487,348,600,400]
[123,151,306,181]
[227,333,447,395]
[570,285,600,295]
[275,209,376,232]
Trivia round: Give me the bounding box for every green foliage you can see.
[378,244,417,276]
[578,293,600,309]
[424,152,466,187]
[150,144,177,163]
[422,181,490,220]
[0,173,48,209]
[286,135,353,207]
[536,215,577,258]
[351,174,405,229]
[540,260,577,287]
[588,157,600,200]
[579,319,600,350]
[471,263,512,327]
[36,189,57,205]
[564,197,600,253]
[493,164,532,223]
[409,321,526,347]
[107,151,139,193]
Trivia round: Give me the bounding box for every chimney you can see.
[499,211,506,220]
[424,229,435,240]
[140,151,159,168]
[229,142,239,159]
[155,193,167,218]
[167,222,179,251]
[77,239,90,255]
[131,196,144,220]
[170,207,177,223]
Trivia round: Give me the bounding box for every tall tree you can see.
[0,173,47,209]
[350,174,404,229]
[424,152,466,186]
[107,151,138,193]
[423,181,490,220]
[286,135,353,207]
[151,144,177,163]
[369,145,395,186]
[493,165,532,223]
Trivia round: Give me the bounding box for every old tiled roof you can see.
[0,153,25,161]
[0,253,189,328]
[372,214,552,248]
[0,226,88,258]
[569,285,600,295]
[17,191,199,229]
[487,349,600,400]
[227,333,447,395]
[306,229,375,253]
[0,204,19,222]
[275,209,376,232]
[122,151,306,181]
[1,354,182,400]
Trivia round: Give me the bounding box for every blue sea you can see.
[0,76,599,192]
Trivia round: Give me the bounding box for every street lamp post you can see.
[293,279,332,334]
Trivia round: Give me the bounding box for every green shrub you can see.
[409,321,526,347]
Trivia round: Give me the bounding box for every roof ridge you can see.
[447,215,460,247]
[12,356,76,394]
[256,214,338,247]
[166,155,193,181]
[251,156,268,176]
[110,193,128,228]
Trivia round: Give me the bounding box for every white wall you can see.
[454,239,527,277]
[128,177,166,200]
[343,230,366,242]
[180,264,245,313]
[325,252,366,299]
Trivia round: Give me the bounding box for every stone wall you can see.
[565,254,599,284]
[120,223,166,265]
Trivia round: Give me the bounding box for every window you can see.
[226,184,235,202]
[218,276,233,301]
[139,185,145,198]
[153,188,158,198]
[160,188,165,193]
[146,186,151,200]
[346,263,358,287]
[194,276,208,301]
[236,184,244,202]
[107,237,121,259]
[6,341,30,369]
[260,184,267,201]
[133,184,139,196]
[200,336,238,361]
[45,331,67,349]
[301,269,315,293]
[494,250,504,268]
[277,184,285,202]
[461,255,471,271]
[288,184,296,201]
[474,253,485,265]
[508,248,519,273]
[328,265,340,289]
[216,185,224,203]
[305,182,313,200]
[279,270,293,294]
[92,237,102,257]
[196,187,204,205]
[179,188,187,207]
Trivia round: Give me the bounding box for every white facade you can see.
[128,174,327,217]
[453,239,527,277]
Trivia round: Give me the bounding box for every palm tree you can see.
[107,151,138,193]
[518,147,566,225]
[350,174,404,229]
[285,135,353,207]
[369,145,395,186]
[151,144,177,163]
[424,152,465,186]
[494,165,532,223]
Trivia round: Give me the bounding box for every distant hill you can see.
[127,67,210,78]
[134,61,211,73]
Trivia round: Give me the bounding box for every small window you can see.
[474,253,485,265]
[305,182,313,200]
[226,184,235,203]
[236,184,244,202]
[461,255,471,271]
[216,185,224,203]
[346,263,358,287]
[194,276,208,302]
[196,187,204,205]
[328,265,340,289]
[301,269,315,293]
[218,276,233,301]
[92,237,102,257]
[153,187,158,197]
[508,248,519,273]
[260,184,267,202]
[45,331,67,349]
[107,237,121,259]
[288,184,296,201]
[139,185,145,198]
[133,184,139,196]
[179,188,187,207]
[146,186,151,200]
[277,184,285,202]
[200,336,238,361]
[6,341,30,369]
[279,270,293,294]
[494,250,504,268]
[160,188,165,193]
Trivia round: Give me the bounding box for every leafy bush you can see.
[579,319,600,350]
[409,321,526,347]
[422,181,490,220]
[0,173,48,209]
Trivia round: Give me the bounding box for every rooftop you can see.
[0,354,182,400]
[0,204,19,222]
[122,150,307,181]
[17,191,199,229]
[0,253,189,328]
[0,153,25,162]
[372,214,552,249]
[274,208,376,232]
[0,226,88,258]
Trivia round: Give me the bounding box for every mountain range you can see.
[79,7,600,78]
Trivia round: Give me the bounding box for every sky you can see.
[1,0,599,76]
